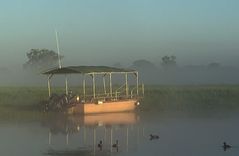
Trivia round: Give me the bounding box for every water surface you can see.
[0,110,238,156]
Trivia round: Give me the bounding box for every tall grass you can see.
[0,87,48,107]
[141,85,239,111]
[0,85,239,114]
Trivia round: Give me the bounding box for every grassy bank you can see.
[0,87,48,107]
[0,85,239,113]
[141,85,239,111]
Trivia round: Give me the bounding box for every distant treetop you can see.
[161,55,176,68]
[23,49,63,71]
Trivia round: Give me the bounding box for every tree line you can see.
[23,48,179,71]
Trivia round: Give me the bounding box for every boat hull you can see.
[67,99,138,114]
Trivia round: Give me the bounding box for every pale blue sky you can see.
[0,0,239,68]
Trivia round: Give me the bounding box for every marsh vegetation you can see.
[1,85,239,114]
[0,85,239,156]
[142,85,239,112]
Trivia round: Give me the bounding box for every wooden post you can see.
[47,75,51,97]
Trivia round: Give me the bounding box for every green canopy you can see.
[43,66,136,75]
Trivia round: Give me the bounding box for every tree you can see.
[23,49,63,70]
[161,55,176,68]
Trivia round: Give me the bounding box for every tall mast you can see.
[55,30,62,69]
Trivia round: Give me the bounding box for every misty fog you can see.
[1,1,239,86]
[1,59,239,86]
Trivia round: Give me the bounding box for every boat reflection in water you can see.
[42,112,143,156]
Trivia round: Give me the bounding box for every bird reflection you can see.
[98,140,103,151]
[149,134,159,140]
[112,140,119,152]
[223,142,231,151]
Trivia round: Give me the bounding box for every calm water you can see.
[0,110,239,156]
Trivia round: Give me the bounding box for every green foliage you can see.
[23,49,63,70]
[161,55,176,68]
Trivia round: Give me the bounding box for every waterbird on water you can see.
[149,134,159,140]
[223,142,231,151]
[98,140,103,151]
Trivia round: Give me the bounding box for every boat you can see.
[42,66,144,114]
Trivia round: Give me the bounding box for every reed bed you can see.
[0,85,239,114]
[142,85,239,111]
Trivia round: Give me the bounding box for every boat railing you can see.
[115,83,126,92]
[114,83,127,100]
[80,92,131,104]
[130,87,137,98]
[68,83,144,104]
[130,83,144,98]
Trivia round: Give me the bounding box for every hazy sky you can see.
[0,0,239,68]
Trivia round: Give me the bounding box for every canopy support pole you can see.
[92,73,96,99]
[103,75,106,95]
[125,73,128,97]
[136,72,139,96]
[142,83,144,96]
[83,75,86,100]
[109,73,112,98]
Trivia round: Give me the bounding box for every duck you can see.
[112,140,119,152]
[149,134,159,140]
[98,140,103,151]
[223,142,231,151]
